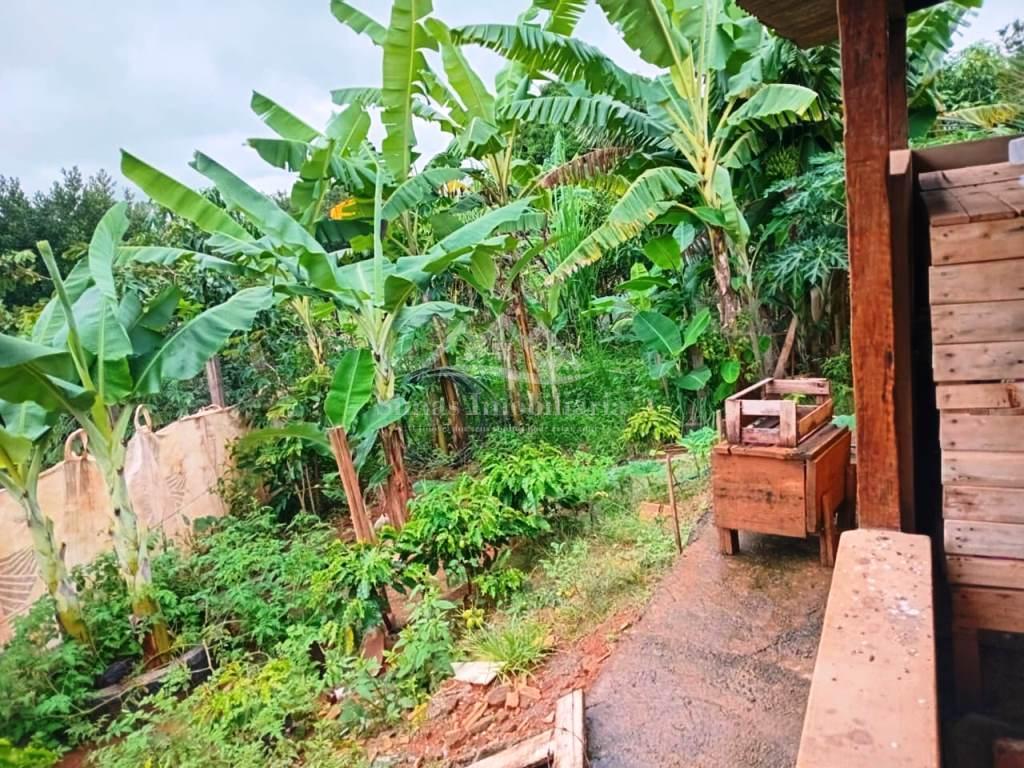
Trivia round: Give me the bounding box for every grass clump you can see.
[463,619,551,680]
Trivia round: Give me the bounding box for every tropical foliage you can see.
[0,0,1018,765]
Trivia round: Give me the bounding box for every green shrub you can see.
[171,511,339,654]
[482,443,609,513]
[0,740,57,768]
[0,556,140,750]
[679,426,718,477]
[473,565,528,605]
[393,477,549,583]
[89,650,339,768]
[622,404,682,452]
[309,541,397,640]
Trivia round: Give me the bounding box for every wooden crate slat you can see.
[946,556,1024,589]
[945,520,1024,558]
[953,586,1024,633]
[712,453,807,537]
[930,259,1024,304]
[764,378,831,396]
[956,188,1018,223]
[929,217,1024,265]
[942,451,1024,488]
[945,485,1024,523]
[798,401,834,438]
[922,162,1024,191]
[805,430,851,535]
[988,181,1024,216]
[933,340,1024,382]
[922,189,970,225]
[736,399,786,416]
[940,412,1024,452]
[931,300,1024,345]
[937,382,1024,410]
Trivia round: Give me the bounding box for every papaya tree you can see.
[0,399,90,644]
[0,205,272,656]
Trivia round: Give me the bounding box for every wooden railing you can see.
[796,529,939,767]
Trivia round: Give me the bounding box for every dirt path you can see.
[586,516,832,768]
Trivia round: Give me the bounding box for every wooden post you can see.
[837,0,903,530]
[888,14,909,150]
[205,357,226,408]
[327,426,374,543]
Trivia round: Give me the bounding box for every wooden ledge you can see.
[796,529,938,768]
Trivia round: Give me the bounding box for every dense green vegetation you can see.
[0,0,1021,765]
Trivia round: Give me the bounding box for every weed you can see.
[463,618,551,680]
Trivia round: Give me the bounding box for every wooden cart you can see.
[712,378,851,566]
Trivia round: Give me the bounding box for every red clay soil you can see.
[364,603,645,766]
[586,517,832,768]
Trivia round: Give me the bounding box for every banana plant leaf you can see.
[0,335,95,412]
[633,310,682,358]
[325,349,375,431]
[121,151,252,240]
[132,286,274,395]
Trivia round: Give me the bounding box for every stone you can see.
[486,684,510,707]
[452,661,502,686]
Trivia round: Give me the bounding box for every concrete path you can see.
[586,517,833,768]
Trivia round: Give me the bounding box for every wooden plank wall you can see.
[924,146,1024,704]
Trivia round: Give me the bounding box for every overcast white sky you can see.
[1,0,1019,196]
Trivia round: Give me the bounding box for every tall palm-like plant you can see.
[123,134,531,526]
[0,205,272,656]
[473,0,822,335]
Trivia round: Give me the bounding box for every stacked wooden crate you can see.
[922,160,1024,702]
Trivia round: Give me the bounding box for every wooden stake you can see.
[205,357,226,408]
[665,453,683,554]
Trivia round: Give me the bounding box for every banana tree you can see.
[0,400,90,644]
[0,205,272,657]
[123,139,532,525]
[474,0,821,339]
[332,0,583,418]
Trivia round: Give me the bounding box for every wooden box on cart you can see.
[713,424,851,566]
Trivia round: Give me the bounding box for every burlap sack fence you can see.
[0,406,246,644]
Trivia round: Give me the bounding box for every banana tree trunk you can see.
[427,386,449,455]
[511,278,543,415]
[434,324,467,453]
[709,228,740,333]
[106,464,172,658]
[545,327,561,416]
[327,426,374,543]
[380,424,412,529]
[495,313,523,426]
[21,492,89,644]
